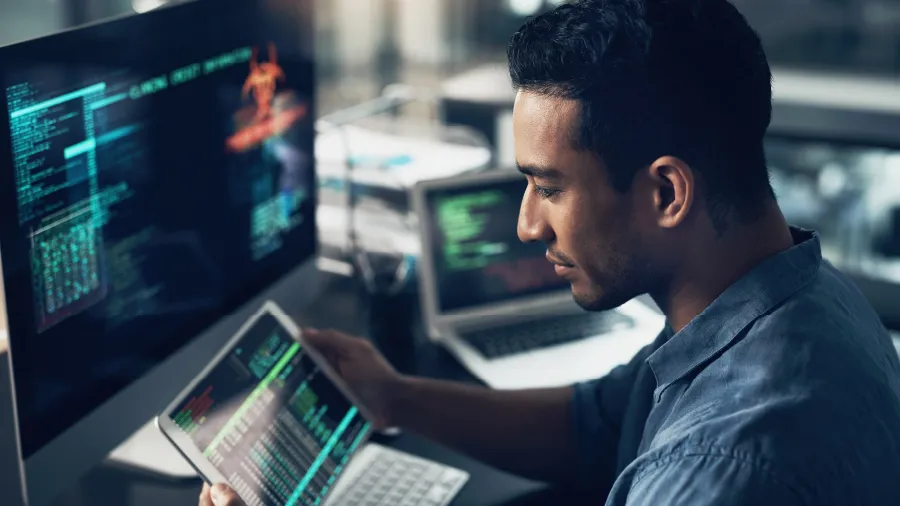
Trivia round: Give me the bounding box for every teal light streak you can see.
[63,124,140,160]
[284,408,359,506]
[89,92,128,110]
[10,82,106,119]
[63,138,96,160]
[97,124,139,145]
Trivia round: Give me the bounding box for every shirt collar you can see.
[646,226,822,402]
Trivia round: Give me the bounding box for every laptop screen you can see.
[424,175,568,313]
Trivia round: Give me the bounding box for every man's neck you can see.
[654,205,795,333]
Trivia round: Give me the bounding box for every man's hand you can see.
[302,329,581,486]
[301,328,402,429]
[199,483,245,506]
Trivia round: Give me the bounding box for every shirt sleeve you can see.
[570,329,666,489]
[625,453,804,506]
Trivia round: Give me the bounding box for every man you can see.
[201,0,900,504]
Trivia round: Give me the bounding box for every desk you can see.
[0,273,595,506]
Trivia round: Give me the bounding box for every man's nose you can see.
[517,191,552,244]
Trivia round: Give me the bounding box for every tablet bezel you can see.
[156,300,377,499]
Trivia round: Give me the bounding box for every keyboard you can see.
[326,444,469,506]
[460,311,636,360]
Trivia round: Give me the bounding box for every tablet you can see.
[157,301,375,506]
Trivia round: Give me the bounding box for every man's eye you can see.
[533,185,561,199]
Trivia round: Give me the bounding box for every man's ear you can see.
[647,156,694,229]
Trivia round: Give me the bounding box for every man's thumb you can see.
[210,484,241,506]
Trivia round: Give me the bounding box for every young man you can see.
[201,0,900,504]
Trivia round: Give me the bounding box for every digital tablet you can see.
[157,301,376,506]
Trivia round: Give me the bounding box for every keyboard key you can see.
[426,485,449,501]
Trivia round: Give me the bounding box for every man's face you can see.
[513,91,658,311]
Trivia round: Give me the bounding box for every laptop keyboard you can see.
[327,444,469,506]
[460,311,636,360]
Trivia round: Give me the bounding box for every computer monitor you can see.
[0,1,319,504]
[768,69,900,330]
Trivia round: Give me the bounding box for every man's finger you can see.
[199,483,214,506]
[210,483,243,506]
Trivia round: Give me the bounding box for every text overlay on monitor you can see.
[0,0,316,462]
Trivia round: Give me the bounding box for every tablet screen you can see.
[166,312,372,506]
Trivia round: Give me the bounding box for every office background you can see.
[0,1,898,505]
[1,0,891,335]
[7,0,900,114]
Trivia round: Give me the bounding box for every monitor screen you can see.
[766,135,900,287]
[0,0,316,458]
[169,312,370,506]
[425,175,567,313]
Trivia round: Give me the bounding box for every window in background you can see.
[132,0,170,13]
[768,137,900,284]
[507,0,545,17]
[0,0,64,47]
[733,0,900,77]
[465,0,900,78]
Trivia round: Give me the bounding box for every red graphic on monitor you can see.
[226,42,308,153]
[242,42,286,123]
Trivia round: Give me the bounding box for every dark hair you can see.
[508,0,775,232]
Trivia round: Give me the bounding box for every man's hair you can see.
[508,0,775,232]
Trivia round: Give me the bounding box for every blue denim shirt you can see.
[573,228,900,505]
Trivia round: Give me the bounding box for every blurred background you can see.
[6,0,900,114]
[0,2,899,504]
[1,0,899,325]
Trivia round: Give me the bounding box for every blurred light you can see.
[547,0,569,5]
[818,163,848,199]
[507,0,544,17]
[132,0,169,13]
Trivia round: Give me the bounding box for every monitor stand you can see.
[106,419,199,481]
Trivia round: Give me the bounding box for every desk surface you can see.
[0,274,587,506]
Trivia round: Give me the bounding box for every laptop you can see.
[412,169,666,389]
